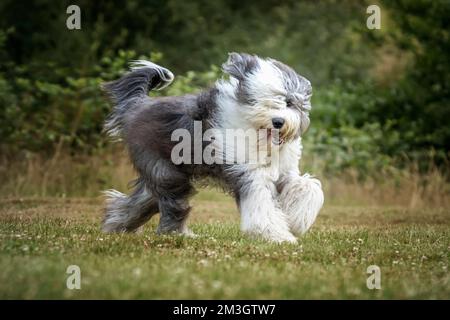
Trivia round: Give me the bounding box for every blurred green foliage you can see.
[0,0,448,175]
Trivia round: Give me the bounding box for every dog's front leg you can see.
[278,172,324,236]
[238,170,297,243]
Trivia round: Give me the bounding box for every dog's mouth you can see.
[267,129,285,146]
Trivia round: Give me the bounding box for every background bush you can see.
[0,0,448,177]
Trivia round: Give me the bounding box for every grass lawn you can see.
[0,188,449,299]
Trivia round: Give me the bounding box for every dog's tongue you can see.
[268,129,284,145]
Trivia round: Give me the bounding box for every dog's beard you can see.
[253,118,304,146]
[241,101,308,146]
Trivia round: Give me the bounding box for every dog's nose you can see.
[272,117,285,129]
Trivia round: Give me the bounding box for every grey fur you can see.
[270,59,312,111]
[222,52,260,105]
[103,179,158,232]
[102,62,174,137]
[101,53,315,237]
[222,52,259,81]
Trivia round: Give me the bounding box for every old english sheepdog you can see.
[101,52,324,243]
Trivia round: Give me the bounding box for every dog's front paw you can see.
[279,173,324,235]
[243,227,298,244]
[270,232,298,244]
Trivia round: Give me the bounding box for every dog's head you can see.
[221,52,312,145]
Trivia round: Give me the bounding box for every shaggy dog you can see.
[102,53,323,243]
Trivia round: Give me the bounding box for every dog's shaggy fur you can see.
[102,53,323,243]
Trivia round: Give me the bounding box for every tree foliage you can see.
[0,0,448,174]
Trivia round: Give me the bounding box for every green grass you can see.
[0,190,449,299]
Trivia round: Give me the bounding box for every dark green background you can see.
[0,0,448,174]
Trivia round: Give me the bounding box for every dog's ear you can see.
[222,52,259,81]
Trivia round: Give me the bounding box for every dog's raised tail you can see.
[102,60,174,137]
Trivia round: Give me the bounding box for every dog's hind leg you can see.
[151,168,195,236]
[157,196,195,236]
[102,181,158,233]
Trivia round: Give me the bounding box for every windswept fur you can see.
[101,53,323,243]
[102,60,174,137]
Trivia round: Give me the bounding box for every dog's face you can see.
[222,53,312,145]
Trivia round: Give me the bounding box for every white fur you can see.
[130,60,174,90]
[102,188,152,232]
[245,59,287,99]
[105,55,323,243]
[102,189,129,232]
[239,168,297,243]
[104,120,123,139]
[278,140,324,235]
[279,173,324,235]
[214,56,323,242]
